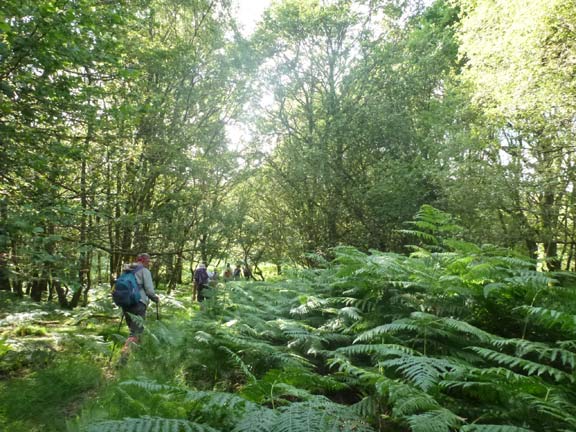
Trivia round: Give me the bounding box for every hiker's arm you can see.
[142,269,158,302]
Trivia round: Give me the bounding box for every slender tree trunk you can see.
[0,198,10,291]
[11,240,23,296]
[74,155,89,308]
[541,190,561,271]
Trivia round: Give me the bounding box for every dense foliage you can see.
[2,0,576,430]
[2,0,576,306]
[2,206,575,431]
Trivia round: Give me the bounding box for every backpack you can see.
[112,265,143,308]
[194,267,210,286]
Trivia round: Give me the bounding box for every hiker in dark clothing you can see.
[233,264,242,280]
[120,253,159,358]
[193,263,210,302]
[243,264,253,280]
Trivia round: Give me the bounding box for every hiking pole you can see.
[108,312,125,365]
[117,312,125,332]
[156,300,160,320]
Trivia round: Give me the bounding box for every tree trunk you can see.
[0,198,10,291]
[52,279,70,308]
[0,253,10,291]
[30,272,48,302]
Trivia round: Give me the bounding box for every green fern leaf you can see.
[406,408,463,432]
[86,417,219,432]
[491,338,576,370]
[379,355,453,391]
[469,347,574,382]
[231,406,279,432]
[354,321,420,343]
[273,397,375,432]
[461,425,534,432]
[378,379,441,415]
[336,343,419,358]
[517,306,576,335]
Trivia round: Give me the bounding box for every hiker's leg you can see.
[197,285,207,302]
[121,302,147,359]
[124,302,147,338]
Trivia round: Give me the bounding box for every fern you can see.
[120,379,185,394]
[490,338,576,370]
[230,406,279,432]
[379,355,454,391]
[275,397,374,432]
[336,343,419,358]
[516,393,576,428]
[85,417,219,432]
[406,408,463,432]
[469,347,574,383]
[377,378,442,415]
[218,346,257,382]
[517,306,576,335]
[354,320,420,343]
[460,425,534,432]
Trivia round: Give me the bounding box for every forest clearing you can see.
[2,0,576,430]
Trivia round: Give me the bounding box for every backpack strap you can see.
[132,264,145,286]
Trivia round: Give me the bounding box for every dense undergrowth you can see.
[1,206,576,431]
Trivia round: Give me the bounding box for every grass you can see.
[0,357,103,432]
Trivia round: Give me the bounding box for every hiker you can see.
[233,264,242,280]
[121,253,159,351]
[209,269,219,284]
[193,262,210,302]
[243,264,253,280]
[223,263,233,281]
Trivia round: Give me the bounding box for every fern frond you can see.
[507,271,558,290]
[441,366,539,389]
[516,306,576,335]
[396,229,440,245]
[336,343,419,358]
[461,425,534,432]
[491,338,576,370]
[119,379,184,394]
[183,390,255,412]
[273,397,375,432]
[338,306,362,321]
[438,317,495,342]
[231,406,279,432]
[406,408,463,432]
[290,296,328,316]
[351,395,379,419]
[218,346,257,382]
[517,392,576,428]
[328,355,381,383]
[469,347,574,382]
[379,355,454,391]
[377,379,441,415]
[354,321,420,343]
[86,417,219,432]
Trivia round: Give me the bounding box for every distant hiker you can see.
[193,263,210,302]
[210,269,219,284]
[243,264,253,280]
[233,264,242,280]
[223,263,233,281]
[118,253,159,354]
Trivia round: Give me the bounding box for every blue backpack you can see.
[112,265,143,308]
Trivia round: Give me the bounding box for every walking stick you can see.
[108,311,125,365]
[117,312,125,332]
[156,300,160,320]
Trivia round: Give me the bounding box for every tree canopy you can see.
[1,0,575,302]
